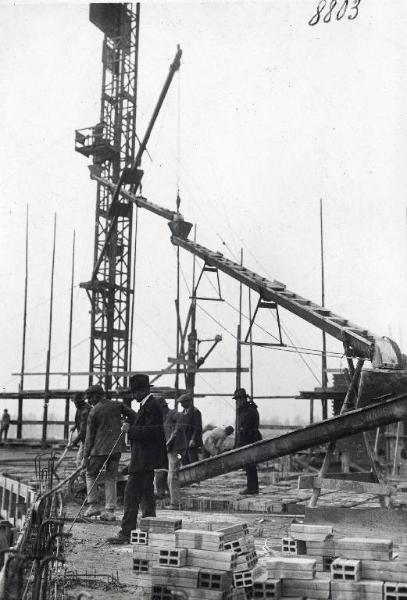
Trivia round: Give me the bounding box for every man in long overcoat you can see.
[179,393,203,465]
[108,374,167,544]
[234,387,262,495]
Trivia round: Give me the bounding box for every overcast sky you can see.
[1,1,407,435]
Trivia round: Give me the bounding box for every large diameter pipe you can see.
[179,394,407,485]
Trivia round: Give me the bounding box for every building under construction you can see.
[1,3,407,599]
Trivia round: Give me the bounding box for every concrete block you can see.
[133,546,158,560]
[188,590,234,600]
[305,539,336,556]
[362,558,407,583]
[187,548,238,571]
[151,565,199,587]
[336,537,393,561]
[139,516,182,532]
[253,577,281,599]
[148,532,176,548]
[384,582,407,600]
[130,529,148,545]
[198,569,233,591]
[289,524,333,542]
[176,529,224,551]
[158,547,187,567]
[132,557,150,573]
[331,580,383,600]
[266,557,316,580]
[233,566,265,588]
[331,558,361,581]
[224,536,255,555]
[234,550,258,572]
[281,538,306,556]
[218,523,250,542]
[282,578,330,600]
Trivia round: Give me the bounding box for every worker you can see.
[0,409,10,442]
[234,388,262,495]
[108,374,167,544]
[70,392,91,467]
[82,384,136,521]
[179,393,203,465]
[154,398,170,500]
[202,425,234,457]
[163,401,188,509]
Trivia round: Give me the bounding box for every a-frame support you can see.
[303,355,394,508]
[243,296,285,347]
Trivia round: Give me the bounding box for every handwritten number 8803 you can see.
[308,0,361,26]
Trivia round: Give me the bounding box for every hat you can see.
[233,387,249,399]
[85,384,104,396]
[178,392,193,404]
[129,373,152,392]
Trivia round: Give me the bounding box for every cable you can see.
[68,430,124,532]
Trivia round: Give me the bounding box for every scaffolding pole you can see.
[42,214,57,444]
[17,205,29,439]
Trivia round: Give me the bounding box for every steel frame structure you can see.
[76,4,140,389]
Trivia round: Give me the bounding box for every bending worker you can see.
[234,387,262,495]
[202,425,234,457]
[83,384,136,520]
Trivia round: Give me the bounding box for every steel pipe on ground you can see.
[179,394,407,486]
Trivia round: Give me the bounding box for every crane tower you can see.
[75,3,140,389]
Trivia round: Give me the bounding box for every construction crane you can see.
[75,3,181,390]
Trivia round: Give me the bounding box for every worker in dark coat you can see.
[179,393,203,465]
[234,387,262,495]
[163,401,188,508]
[70,392,91,467]
[83,384,136,520]
[108,374,167,544]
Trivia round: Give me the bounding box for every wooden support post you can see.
[392,421,402,476]
[310,398,314,425]
[42,214,57,445]
[248,289,254,399]
[64,230,75,439]
[18,205,29,439]
[320,199,328,421]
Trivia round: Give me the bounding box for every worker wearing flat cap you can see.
[69,392,91,468]
[108,373,167,544]
[179,392,203,465]
[234,387,262,495]
[83,384,136,520]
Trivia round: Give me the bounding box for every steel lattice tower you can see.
[76,3,140,390]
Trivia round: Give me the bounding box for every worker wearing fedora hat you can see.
[233,387,262,495]
[108,373,167,544]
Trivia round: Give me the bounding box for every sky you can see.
[1,0,407,437]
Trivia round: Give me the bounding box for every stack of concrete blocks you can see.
[281,523,407,600]
[131,518,273,600]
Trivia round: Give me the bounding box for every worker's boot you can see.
[107,530,130,545]
[100,509,116,521]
